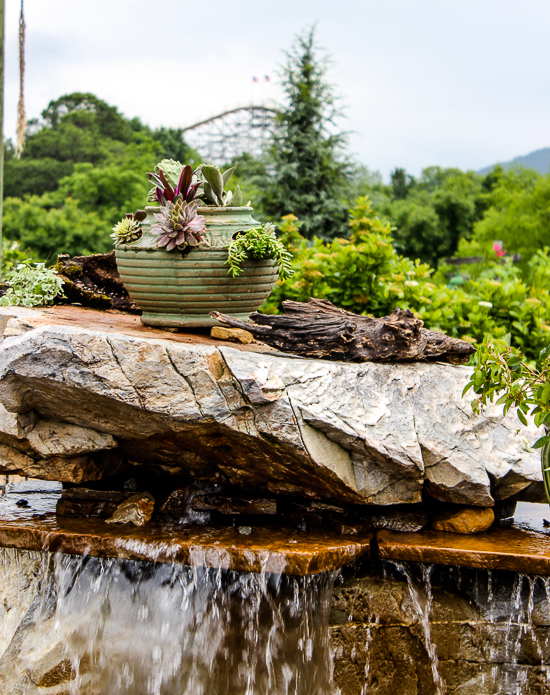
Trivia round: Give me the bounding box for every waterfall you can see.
[0,550,339,695]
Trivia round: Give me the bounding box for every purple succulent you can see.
[147,165,201,205]
[150,199,207,251]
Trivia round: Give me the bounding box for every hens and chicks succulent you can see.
[112,158,291,283]
[112,160,243,252]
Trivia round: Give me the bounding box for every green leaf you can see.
[201,165,225,202]
[462,382,474,397]
[533,435,550,449]
[232,184,243,207]
[517,409,528,426]
[222,166,237,186]
[202,181,218,206]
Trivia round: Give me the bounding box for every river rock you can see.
[210,326,255,344]
[432,507,495,534]
[105,492,155,526]
[369,510,431,533]
[0,307,544,508]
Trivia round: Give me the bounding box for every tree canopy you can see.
[3,93,199,258]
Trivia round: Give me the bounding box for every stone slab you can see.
[0,305,279,355]
[0,515,371,575]
[377,526,550,575]
[0,305,544,508]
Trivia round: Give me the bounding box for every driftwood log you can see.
[55,251,140,313]
[211,299,476,364]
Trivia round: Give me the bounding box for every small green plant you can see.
[226,224,293,279]
[111,210,147,246]
[0,261,65,307]
[197,164,242,207]
[464,339,550,501]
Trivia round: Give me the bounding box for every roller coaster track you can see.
[182,105,278,165]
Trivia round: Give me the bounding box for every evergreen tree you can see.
[261,28,352,240]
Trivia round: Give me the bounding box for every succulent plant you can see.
[111,210,147,246]
[148,164,202,206]
[196,164,243,207]
[147,159,186,202]
[150,199,207,251]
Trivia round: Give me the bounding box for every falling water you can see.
[378,561,550,695]
[0,551,339,695]
[391,561,445,695]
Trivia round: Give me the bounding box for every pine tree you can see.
[261,28,352,240]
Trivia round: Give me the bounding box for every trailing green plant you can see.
[197,164,242,207]
[226,223,293,279]
[111,210,147,246]
[0,260,65,307]
[464,339,550,501]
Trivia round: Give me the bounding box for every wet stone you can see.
[368,509,431,533]
[432,506,495,534]
[34,659,75,688]
[60,487,133,502]
[331,561,550,695]
[57,486,135,518]
[326,517,371,536]
[190,495,277,516]
[159,487,191,518]
[56,498,121,519]
[105,492,155,526]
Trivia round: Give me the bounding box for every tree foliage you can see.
[468,167,550,267]
[259,28,352,240]
[369,167,489,267]
[2,93,199,259]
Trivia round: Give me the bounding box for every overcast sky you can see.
[3,0,550,178]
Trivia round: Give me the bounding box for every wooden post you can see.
[0,0,4,277]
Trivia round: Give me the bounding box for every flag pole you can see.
[0,0,5,277]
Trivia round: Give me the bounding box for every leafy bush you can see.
[263,198,550,361]
[1,239,35,276]
[464,339,550,501]
[0,261,65,307]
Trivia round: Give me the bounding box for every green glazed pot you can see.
[115,206,278,328]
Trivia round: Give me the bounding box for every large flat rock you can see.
[0,306,544,507]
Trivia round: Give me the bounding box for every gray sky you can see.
[4,0,550,178]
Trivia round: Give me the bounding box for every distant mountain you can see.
[479,148,550,176]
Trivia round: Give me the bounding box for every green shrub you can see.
[263,198,550,360]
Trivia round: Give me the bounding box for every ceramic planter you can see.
[115,206,278,328]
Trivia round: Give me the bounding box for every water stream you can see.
[3,486,550,693]
[383,560,550,695]
[0,551,339,695]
